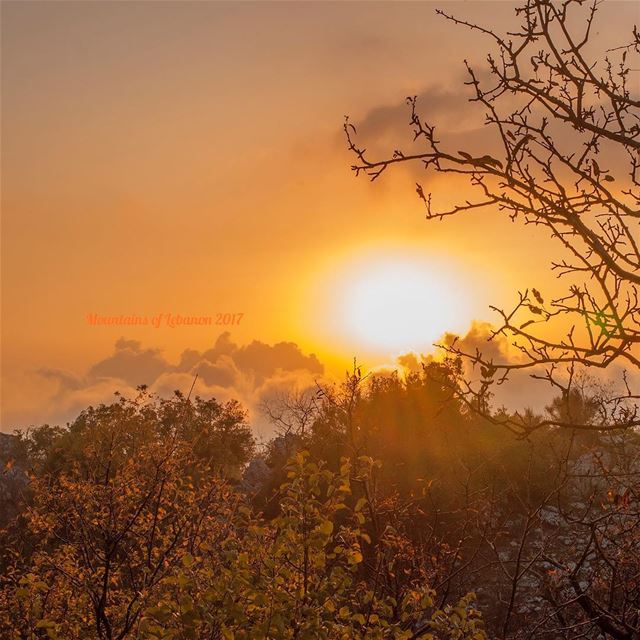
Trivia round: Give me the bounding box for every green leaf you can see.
[182,553,194,568]
[221,627,235,640]
[355,497,367,513]
[318,520,334,536]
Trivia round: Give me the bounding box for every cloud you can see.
[191,355,239,388]
[230,338,323,384]
[439,320,514,366]
[439,322,551,411]
[37,368,83,393]
[348,66,498,146]
[3,333,325,436]
[5,323,634,434]
[87,338,169,387]
[396,352,421,373]
[346,66,630,186]
[354,83,481,141]
[391,322,639,416]
[343,76,507,187]
[390,322,554,413]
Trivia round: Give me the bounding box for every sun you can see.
[298,246,479,364]
[336,254,471,356]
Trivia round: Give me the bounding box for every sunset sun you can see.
[323,253,472,356]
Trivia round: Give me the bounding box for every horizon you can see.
[2,0,638,432]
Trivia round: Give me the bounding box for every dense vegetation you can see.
[1,1,638,637]
[1,360,638,638]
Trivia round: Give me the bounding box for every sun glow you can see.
[302,247,476,361]
[340,257,469,354]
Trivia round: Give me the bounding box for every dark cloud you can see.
[177,348,204,372]
[444,322,557,411]
[355,84,479,141]
[192,356,239,388]
[350,65,496,143]
[344,75,505,185]
[231,338,323,383]
[440,321,508,366]
[75,333,323,393]
[16,334,325,435]
[187,332,324,385]
[201,332,236,363]
[389,322,640,417]
[12,324,635,433]
[347,66,629,183]
[88,338,169,387]
[37,368,83,394]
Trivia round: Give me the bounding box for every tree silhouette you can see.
[346,0,640,435]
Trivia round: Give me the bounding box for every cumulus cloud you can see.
[396,352,421,373]
[5,323,634,434]
[88,338,169,387]
[390,321,554,413]
[390,322,638,416]
[439,321,516,366]
[440,321,551,411]
[231,339,323,384]
[3,333,324,435]
[191,356,239,388]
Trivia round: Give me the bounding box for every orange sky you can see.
[2,1,637,431]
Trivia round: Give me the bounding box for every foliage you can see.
[142,452,486,640]
[0,392,485,640]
